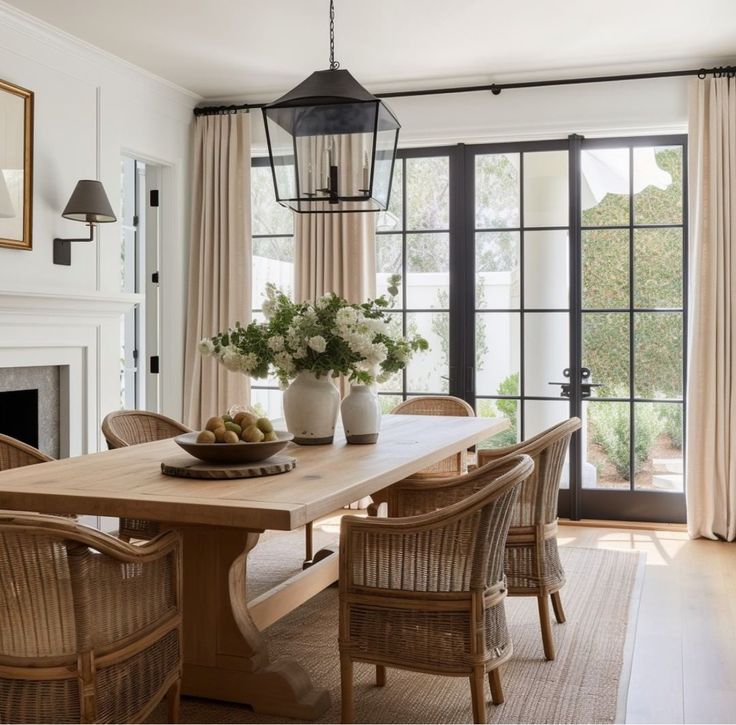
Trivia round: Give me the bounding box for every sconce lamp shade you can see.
[61,180,116,223]
[0,170,15,219]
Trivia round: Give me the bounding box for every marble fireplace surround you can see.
[0,289,141,458]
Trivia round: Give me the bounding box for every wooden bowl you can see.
[174,431,293,464]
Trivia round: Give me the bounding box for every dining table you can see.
[0,412,508,719]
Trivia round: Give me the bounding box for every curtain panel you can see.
[686,76,736,540]
[183,113,252,429]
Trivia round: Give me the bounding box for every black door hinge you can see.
[150,190,159,207]
[133,214,139,227]
[150,355,160,374]
[151,271,159,284]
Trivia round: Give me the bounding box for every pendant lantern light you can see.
[262,0,400,213]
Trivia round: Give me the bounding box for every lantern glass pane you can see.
[264,112,297,201]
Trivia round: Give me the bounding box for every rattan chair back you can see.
[391,395,475,478]
[0,511,182,723]
[0,433,53,470]
[101,411,191,540]
[101,410,191,449]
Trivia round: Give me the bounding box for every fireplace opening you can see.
[0,389,39,448]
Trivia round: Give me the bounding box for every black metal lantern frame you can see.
[262,2,400,213]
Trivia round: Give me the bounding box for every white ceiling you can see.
[5,0,736,100]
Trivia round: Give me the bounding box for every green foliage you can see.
[657,403,683,450]
[589,401,657,479]
[582,148,684,401]
[201,284,428,387]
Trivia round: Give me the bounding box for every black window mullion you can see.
[519,152,526,441]
[628,145,636,492]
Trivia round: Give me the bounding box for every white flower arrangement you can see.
[199,279,427,387]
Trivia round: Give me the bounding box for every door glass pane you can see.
[376,234,402,299]
[582,312,629,397]
[405,312,449,393]
[252,237,295,308]
[523,151,568,227]
[633,146,683,225]
[377,159,402,232]
[476,231,520,309]
[584,400,630,489]
[524,313,569,397]
[633,402,684,492]
[476,398,519,449]
[406,157,449,230]
[406,233,449,309]
[581,147,630,226]
[634,228,683,308]
[524,230,569,309]
[634,312,683,399]
[475,313,520,396]
[475,153,520,229]
[582,229,629,309]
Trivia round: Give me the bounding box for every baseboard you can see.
[560,518,687,532]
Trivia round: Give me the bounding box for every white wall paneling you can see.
[0,2,200,430]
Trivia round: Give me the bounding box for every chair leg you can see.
[376,664,386,687]
[469,667,487,724]
[340,654,354,724]
[304,521,314,564]
[537,594,556,661]
[488,667,504,705]
[166,677,181,723]
[551,590,566,623]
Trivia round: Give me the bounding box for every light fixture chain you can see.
[329,0,339,70]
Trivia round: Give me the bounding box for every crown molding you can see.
[0,0,202,104]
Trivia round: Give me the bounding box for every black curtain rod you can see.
[193,64,736,116]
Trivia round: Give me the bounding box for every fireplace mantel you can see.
[0,288,142,458]
[0,289,143,317]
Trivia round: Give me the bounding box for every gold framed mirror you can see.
[0,78,33,251]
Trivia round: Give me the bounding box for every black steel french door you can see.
[457,135,687,523]
[376,136,687,523]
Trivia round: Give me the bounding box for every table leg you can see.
[172,524,331,719]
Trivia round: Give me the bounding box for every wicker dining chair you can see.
[0,511,182,724]
[339,453,534,724]
[101,410,191,541]
[477,417,582,660]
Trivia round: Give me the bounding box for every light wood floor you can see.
[559,523,736,724]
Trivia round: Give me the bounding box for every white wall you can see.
[250,74,688,152]
[0,2,200,433]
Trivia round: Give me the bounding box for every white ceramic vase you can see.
[341,384,381,444]
[282,371,340,445]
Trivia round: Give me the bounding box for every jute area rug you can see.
[150,528,642,724]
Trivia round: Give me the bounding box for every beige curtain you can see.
[686,76,736,540]
[183,113,252,429]
[294,212,376,304]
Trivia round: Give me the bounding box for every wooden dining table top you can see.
[0,414,508,531]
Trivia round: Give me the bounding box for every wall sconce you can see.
[53,180,116,266]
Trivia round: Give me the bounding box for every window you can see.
[375,151,452,412]
[250,158,295,418]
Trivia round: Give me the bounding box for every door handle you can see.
[548,367,602,398]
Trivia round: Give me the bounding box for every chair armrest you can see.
[476,443,524,466]
[388,453,525,516]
